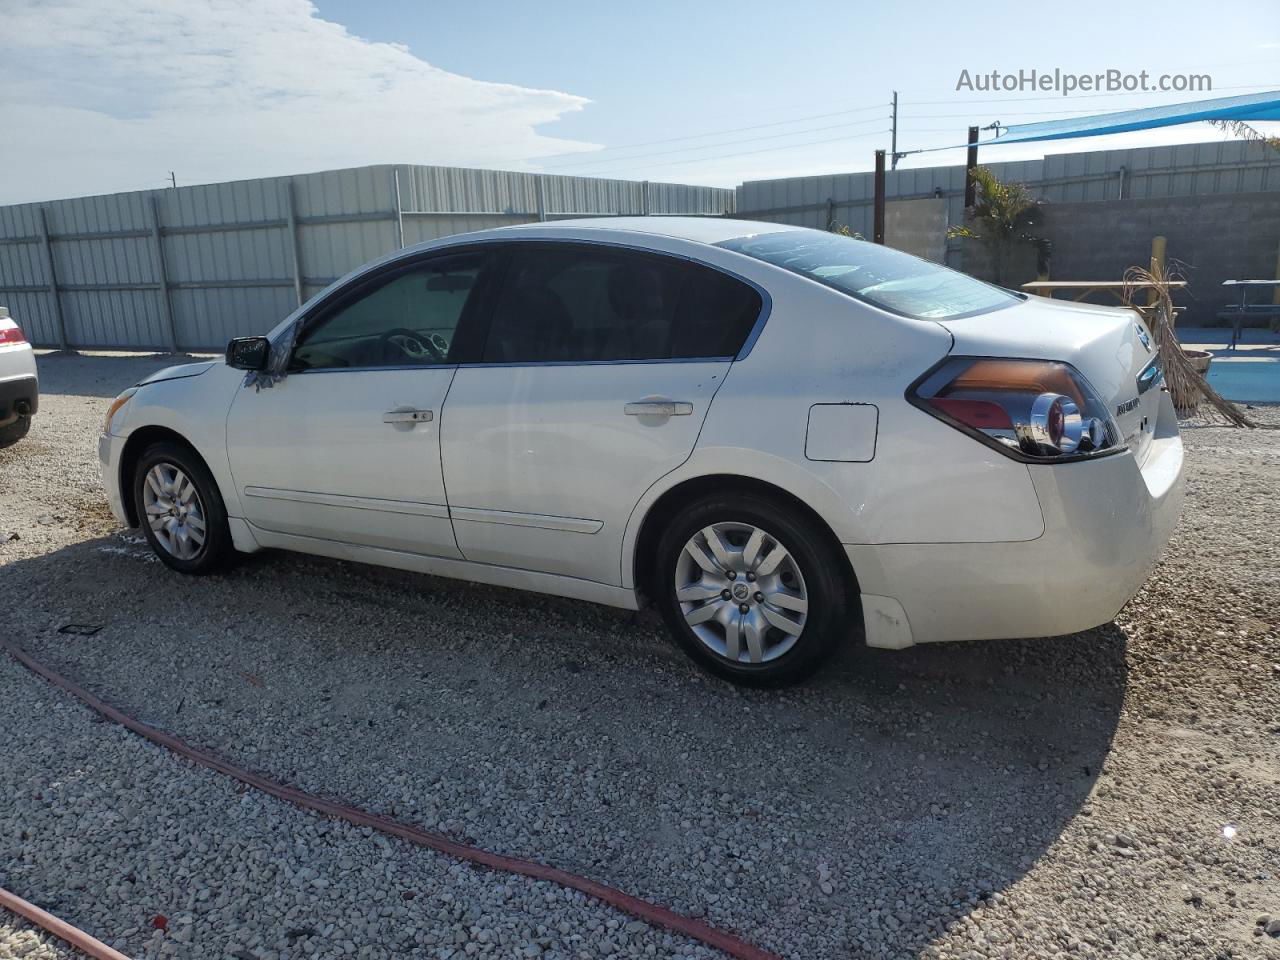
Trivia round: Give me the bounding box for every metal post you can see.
[1272,238,1280,307]
[1148,235,1167,309]
[873,150,886,245]
[149,194,178,353]
[642,181,651,216]
[964,126,979,209]
[535,177,547,222]
[825,197,835,231]
[1117,165,1127,201]
[37,207,68,351]
[392,168,405,248]
[285,179,304,307]
[890,91,899,170]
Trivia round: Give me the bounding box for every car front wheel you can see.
[654,493,851,686]
[132,441,233,574]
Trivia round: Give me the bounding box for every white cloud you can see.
[0,0,598,203]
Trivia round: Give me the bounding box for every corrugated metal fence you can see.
[0,165,734,351]
[4,142,1277,350]
[735,139,1280,263]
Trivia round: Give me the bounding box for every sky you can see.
[2,0,1278,204]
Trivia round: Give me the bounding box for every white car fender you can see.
[110,365,246,519]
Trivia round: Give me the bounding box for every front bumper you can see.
[99,432,130,525]
[0,374,38,422]
[850,391,1185,649]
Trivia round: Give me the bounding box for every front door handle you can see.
[382,409,433,424]
[624,400,693,417]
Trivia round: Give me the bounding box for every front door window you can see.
[293,252,488,370]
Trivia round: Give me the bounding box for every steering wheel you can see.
[381,327,446,363]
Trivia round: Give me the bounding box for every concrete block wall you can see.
[958,191,1280,325]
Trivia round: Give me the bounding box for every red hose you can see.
[3,640,781,960]
[0,885,134,960]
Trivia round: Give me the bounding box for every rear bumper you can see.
[849,391,1185,649]
[0,374,38,422]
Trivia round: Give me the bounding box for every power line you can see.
[556,129,892,177]
[536,115,890,171]
[907,107,1128,119]
[518,100,888,164]
[526,77,1278,173]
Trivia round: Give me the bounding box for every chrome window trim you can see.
[292,356,736,374]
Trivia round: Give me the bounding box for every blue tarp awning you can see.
[976,90,1280,146]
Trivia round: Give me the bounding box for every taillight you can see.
[909,357,1124,462]
[0,323,26,345]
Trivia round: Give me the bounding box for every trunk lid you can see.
[937,296,1162,464]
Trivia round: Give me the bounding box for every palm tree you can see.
[947,167,1044,285]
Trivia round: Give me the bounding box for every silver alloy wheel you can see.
[142,462,207,560]
[674,521,808,664]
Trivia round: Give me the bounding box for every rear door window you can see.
[481,244,762,363]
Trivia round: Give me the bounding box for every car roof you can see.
[474,216,801,246]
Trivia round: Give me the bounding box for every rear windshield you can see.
[717,230,1019,320]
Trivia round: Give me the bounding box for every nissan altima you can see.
[99,218,1183,685]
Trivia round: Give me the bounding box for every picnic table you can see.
[1021,280,1188,302]
[1219,279,1280,349]
[1020,280,1187,324]
[1021,280,1187,304]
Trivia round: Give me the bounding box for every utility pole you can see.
[890,91,899,170]
[167,171,176,189]
[873,150,886,244]
[964,126,979,209]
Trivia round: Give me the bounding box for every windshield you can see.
[717,230,1019,320]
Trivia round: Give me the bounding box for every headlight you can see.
[102,387,137,436]
[908,358,1124,462]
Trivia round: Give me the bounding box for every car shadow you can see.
[1,534,1126,959]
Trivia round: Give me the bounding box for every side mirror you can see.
[225,336,271,371]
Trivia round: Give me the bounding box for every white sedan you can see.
[0,306,38,449]
[100,218,1183,685]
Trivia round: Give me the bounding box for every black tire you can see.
[0,415,31,449]
[132,440,234,574]
[654,492,851,687]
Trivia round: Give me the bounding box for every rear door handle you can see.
[382,409,433,424]
[624,400,693,417]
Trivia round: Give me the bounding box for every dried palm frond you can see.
[1122,263,1255,427]
[1207,118,1280,152]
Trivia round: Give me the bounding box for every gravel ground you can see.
[1,351,1278,960]
[0,916,74,960]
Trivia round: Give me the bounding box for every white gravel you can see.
[0,916,75,960]
[2,351,1278,960]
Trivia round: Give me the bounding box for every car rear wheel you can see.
[132,441,233,574]
[654,493,850,686]
[0,415,31,449]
